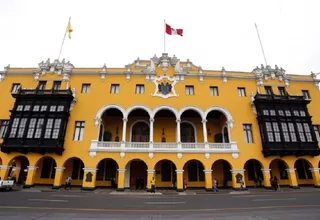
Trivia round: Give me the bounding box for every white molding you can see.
[175,169,184,174]
[285,168,296,173]
[203,170,212,174]
[0,165,12,170]
[152,105,179,119]
[178,105,204,120]
[27,166,38,171]
[309,168,320,172]
[129,119,150,142]
[147,169,155,174]
[83,168,98,173]
[204,106,233,122]
[125,104,152,119]
[117,168,126,173]
[55,167,65,171]
[180,120,198,143]
[151,74,179,99]
[260,168,271,173]
[230,169,245,173]
[95,104,126,119]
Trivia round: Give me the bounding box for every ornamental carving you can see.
[151,74,178,99]
[252,64,289,86]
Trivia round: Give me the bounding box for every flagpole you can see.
[254,23,268,66]
[164,19,166,53]
[58,17,71,60]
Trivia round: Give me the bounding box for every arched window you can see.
[131,122,149,142]
[181,122,195,142]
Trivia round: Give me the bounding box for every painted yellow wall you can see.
[0,60,320,188]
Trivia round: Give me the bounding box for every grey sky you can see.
[0,0,319,75]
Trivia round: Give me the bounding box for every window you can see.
[302,90,310,99]
[81,84,91,93]
[272,122,281,142]
[73,121,85,141]
[33,105,40,111]
[38,81,47,90]
[27,118,37,138]
[265,122,274,142]
[41,106,47,112]
[17,118,27,138]
[0,120,9,138]
[16,105,23,111]
[50,106,56,112]
[110,84,120,94]
[281,122,290,142]
[24,105,31,111]
[288,123,297,142]
[57,105,64,112]
[53,81,61,90]
[243,124,253,143]
[135,84,145,94]
[44,118,61,139]
[185,86,194,96]
[34,119,44,138]
[238,87,246,97]
[210,86,219,96]
[9,118,20,138]
[278,87,286,96]
[264,86,273,95]
[313,125,320,143]
[11,83,20,93]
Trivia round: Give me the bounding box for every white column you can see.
[202,119,208,143]
[149,118,154,142]
[176,119,181,143]
[122,118,127,142]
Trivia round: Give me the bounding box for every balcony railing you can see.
[90,141,239,153]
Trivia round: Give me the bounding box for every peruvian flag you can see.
[165,23,183,36]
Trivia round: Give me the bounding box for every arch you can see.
[125,104,152,119]
[129,120,150,142]
[154,159,177,188]
[62,157,85,184]
[294,158,314,181]
[183,159,205,186]
[125,159,148,190]
[152,105,179,119]
[96,158,119,188]
[35,156,57,182]
[269,159,289,180]
[95,104,126,119]
[8,156,30,184]
[181,120,197,142]
[211,159,233,188]
[204,106,233,122]
[178,105,204,120]
[244,159,264,187]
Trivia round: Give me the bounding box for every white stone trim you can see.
[180,120,198,143]
[203,170,212,174]
[125,104,152,119]
[147,169,155,174]
[178,105,204,120]
[129,119,150,142]
[55,167,65,171]
[261,168,271,173]
[12,167,21,171]
[0,165,12,170]
[117,169,126,173]
[309,168,320,172]
[285,168,296,173]
[230,169,245,173]
[152,105,179,119]
[27,166,38,171]
[82,168,98,173]
[95,104,126,120]
[175,170,184,174]
[204,106,233,122]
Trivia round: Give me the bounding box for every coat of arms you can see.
[152,75,178,99]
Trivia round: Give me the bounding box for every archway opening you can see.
[125,159,148,190]
[206,110,228,143]
[96,159,119,188]
[294,159,313,185]
[180,110,202,143]
[269,159,289,185]
[212,159,232,188]
[35,157,57,185]
[100,108,124,142]
[128,108,150,142]
[8,156,29,184]
[154,109,176,143]
[244,159,264,187]
[183,160,205,188]
[154,159,177,189]
[0,157,2,166]
[63,157,84,186]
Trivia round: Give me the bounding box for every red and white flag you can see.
[165,23,183,36]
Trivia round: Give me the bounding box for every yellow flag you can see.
[67,22,73,39]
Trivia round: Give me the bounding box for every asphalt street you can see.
[0,189,319,219]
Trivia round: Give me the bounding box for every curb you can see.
[110,191,163,195]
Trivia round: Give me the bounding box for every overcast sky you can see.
[0,0,319,75]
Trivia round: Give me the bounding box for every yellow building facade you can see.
[0,54,320,191]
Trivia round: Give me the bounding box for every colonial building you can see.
[0,53,320,191]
